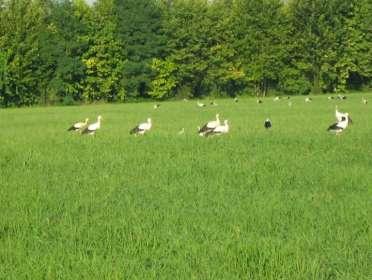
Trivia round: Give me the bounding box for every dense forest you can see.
[0,0,371,107]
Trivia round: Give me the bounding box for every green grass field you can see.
[0,94,371,279]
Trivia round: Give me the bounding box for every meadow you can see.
[0,93,371,279]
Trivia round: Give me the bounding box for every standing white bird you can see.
[273,96,281,102]
[81,116,102,135]
[234,97,239,103]
[305,97,312,103]
[197,101,206,108]
[327,115,349,135]
[153,104,160,109]
[198,114,220,136]
[335,106,352,124]
[205,120,229,136]
[362,98,368,104]
[130,118,152,135]
[328,96,335,100]
[67,118,89,132]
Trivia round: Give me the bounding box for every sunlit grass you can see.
[0,93,371,279]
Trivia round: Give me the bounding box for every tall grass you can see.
[0,94,371,279]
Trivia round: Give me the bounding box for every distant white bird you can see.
[198,114,220,136]
[178,128,185,135]
[362,98,368,104]
[273,96,281,102]
[288,101,292,107]
[153,104,160,109]
[130,118,152,135]
[327,115,349,135]
[210,100,218,106]
[305,97,312,103]
[328,96,335,100]
[264,118,272,129]
[337,94,347,100]
[335,106,352,124]
[234,97,239,103]
[257,99,263,104]
[81,116,102,135]
[183,98,189,102]
[197,101,206,108]
[67,118,89,132]
[205,120,229,136]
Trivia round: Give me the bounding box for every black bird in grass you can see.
[264,118,272,129]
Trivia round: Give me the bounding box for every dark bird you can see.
[264,118,272,129]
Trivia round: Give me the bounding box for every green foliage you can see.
[150,58,178,99]
[0,0,371,106]
[83,0,126,102]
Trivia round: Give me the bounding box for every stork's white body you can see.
[82,116,102,135]
[206,120,229,136]
[198,114,220,135]
[130,118,152,135]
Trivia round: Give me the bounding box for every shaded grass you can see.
[0,94,371,279]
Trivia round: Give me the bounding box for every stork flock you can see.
[67,96,360,137]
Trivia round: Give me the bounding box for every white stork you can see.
[178,128,185,135]
[67,118,89,132]
[362,98,368,105]
[198,114,220,136]
[197,101,206,108]
[234,97,239,103]
[273,96,281,102]
[153,104,160,109]
[327,115,349,135]
[337,94,347,100]
[335,106,352,124]
[305,97,312,103]
[81,116,102,135]
[205,120,229,137]
[130,118,152,135]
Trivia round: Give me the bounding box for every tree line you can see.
[0,0,371,107]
